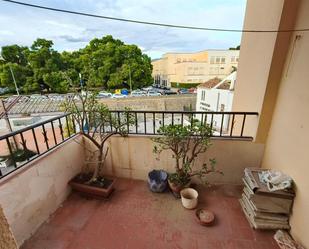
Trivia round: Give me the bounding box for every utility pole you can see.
[79,73,83,88]
[9,66,19,96]
[0,56,19,95]
[128,65,132,92]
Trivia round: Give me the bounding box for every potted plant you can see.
[152,120,223,198]
[64,90,134,198]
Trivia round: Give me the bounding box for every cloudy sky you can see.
[0,0,247,59]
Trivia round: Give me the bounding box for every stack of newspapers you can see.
[239,168,295,230]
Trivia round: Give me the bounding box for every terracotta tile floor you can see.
[21,178,280,249]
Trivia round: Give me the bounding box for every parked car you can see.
[48,94,65,101]
[162,90,177,95]
[147,91,161,97]
[130,90,147,97]
[112,93,128,99]
[178,88,190,94]
[0,87,9,94]
[142,86,154,91]
[188,88,197,94]
[29,94,48,101]
[97,91,112,99]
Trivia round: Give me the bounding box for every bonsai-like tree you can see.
[152,120,222,186]
[64,90,134,184]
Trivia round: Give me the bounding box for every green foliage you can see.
[152,121,222,186]
[229,45,240,50]
[0,35,153,93]
[171,82,200,88]
[63,88,135,183]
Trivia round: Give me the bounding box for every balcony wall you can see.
[0,135,85,246]
[261,0,309,247]
[84,136,264,185]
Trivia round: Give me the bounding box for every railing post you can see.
[32,128,40,154]
[6,137,16,168]
[144,112,147,134]
[153,112,156,134]
[230,114,235,137]
[220,114,224,136]
[42,124,49,150]
[58,118,64,141]
[51,121,57,145]
[135,112,138,134]
[241,114,247,137]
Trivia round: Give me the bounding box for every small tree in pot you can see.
[152,120,223,197]
[64,91,134,198]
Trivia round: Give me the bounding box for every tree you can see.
[0,35,153,93]
[64,90,134,183]
[76,36,153,89]
[152,121,222,188]
[0,62,32,92]
[26,38,69,92]
[229,45,240,50]
[0,44,32,92]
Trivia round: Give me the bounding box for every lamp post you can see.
[128,64,132,93]
[0,56,19,95]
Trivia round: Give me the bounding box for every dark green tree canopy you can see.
[0,35,153,94]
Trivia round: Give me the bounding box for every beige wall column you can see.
[261,0,309,247]
[232,0,299,141]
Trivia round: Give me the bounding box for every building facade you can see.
[195,72,236,134]
[152,50,239,88]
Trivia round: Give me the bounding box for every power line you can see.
[1,0,309,33]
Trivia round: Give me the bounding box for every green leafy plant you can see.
[64,89,134,184]
[152,120,223,186]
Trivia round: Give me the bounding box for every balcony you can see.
[21,179,278,249]
[0,111,279,249]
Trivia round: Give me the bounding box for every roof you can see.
[216,81,231,90]
[198,78,222,89]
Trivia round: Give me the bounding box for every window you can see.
[183,58,187,62]
[188,79,192,82]
[231,56,235,62]
[193,58,197,62]
[216,57,220,63]
[201,90,206,101]
[210,56,215,64]
[221,57,226,63]
[194,67,198,70]
[220,104,225,112]
[236,57,239,62]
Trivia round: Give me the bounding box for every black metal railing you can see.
[107,110,258,139]
[0,113,77,179]
[0,111,258,179]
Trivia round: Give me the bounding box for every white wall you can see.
[196,88,234,133]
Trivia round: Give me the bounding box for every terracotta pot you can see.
[168,179,191,198]
[180,188,198,209]
[69,174,115,199]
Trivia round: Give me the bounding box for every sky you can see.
[0,0,247,59]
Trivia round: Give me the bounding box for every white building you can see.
[195,72,236,134]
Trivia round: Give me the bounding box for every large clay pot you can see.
[148,170,168,193]
[69,173,115,199]
[180,188,198,209]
